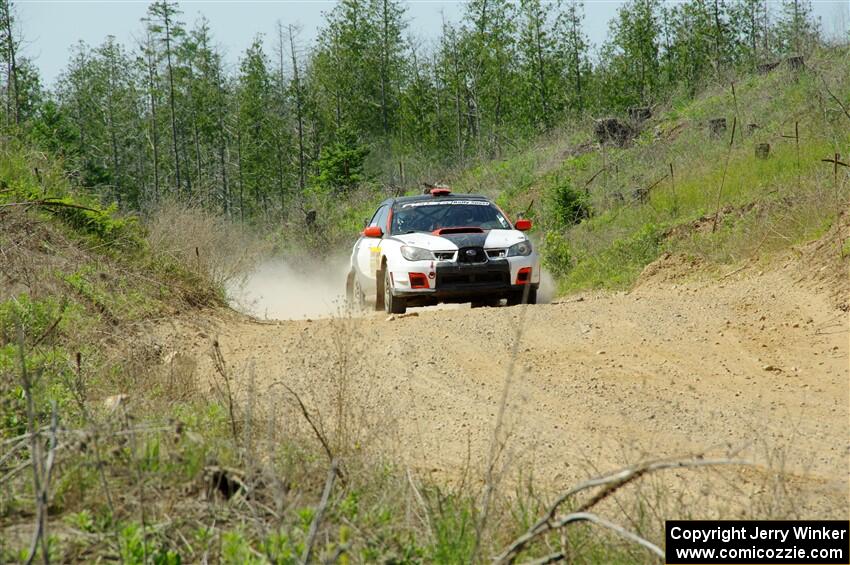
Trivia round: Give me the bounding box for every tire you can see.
[375,268,385,311]
[383,268,407,314]
[345,270,366,311]
[507,286,537,306]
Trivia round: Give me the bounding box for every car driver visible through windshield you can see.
[391,200,511,234]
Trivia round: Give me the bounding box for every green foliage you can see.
[313,126,370,193]
[541,231,574,278]
[426,491,476,564]
[221,530,263,565]
[120,523,182,565]
[547,178,591,228]
[0,295,77,437]
[562,222,663,291]
[7,0,828,233]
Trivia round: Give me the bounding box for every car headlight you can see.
[400,245,434,261]
[507,241,532,257]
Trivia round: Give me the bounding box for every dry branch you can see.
[518,512,665,563]
[0,198,101,213]
[302,460,338,564]
[211,339,239,444]
[279,383,346,485]
[495,456,753,564]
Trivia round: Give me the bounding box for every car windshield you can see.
[391,200,511,234]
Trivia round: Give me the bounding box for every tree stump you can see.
[631,187,650,203]
[628,106,652,124]
[786,55,805,72]
[709,118,727,137]
[755,143,770,160]
[594,118,632,147]
[305,209,317,227]
[746,123,760,135]
[757,61,780,74]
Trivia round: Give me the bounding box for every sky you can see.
[14,0,850,87]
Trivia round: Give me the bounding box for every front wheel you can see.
[507,286,537,306]
[383,268,406,314]
[346,270,366,311]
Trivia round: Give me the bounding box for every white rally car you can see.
[346,188,540,314]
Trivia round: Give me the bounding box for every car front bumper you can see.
[386,255,540,305]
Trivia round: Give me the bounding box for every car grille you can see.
[457,246,488,264]
[439,271,508,286]
[434,251,455,261]
[486,248,507,259]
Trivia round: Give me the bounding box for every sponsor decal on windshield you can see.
[401,200,490,208]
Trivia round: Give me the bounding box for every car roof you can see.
[384,193,492,207]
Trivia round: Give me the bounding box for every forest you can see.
[0,0,830,230]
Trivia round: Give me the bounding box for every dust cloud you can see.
[230,257,556,320]
[229,257,350,320]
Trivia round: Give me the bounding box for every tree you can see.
[775,0,819,54]
[145,1,185,196]
[0,0,20,125]
[599,0,662,109]
[314,124,370,193]
[518,0,556,129]
[554,0,590,113]
[237,38,277,219]
[287,23,307,191]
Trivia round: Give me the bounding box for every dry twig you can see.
[302,460,338,564]
[279,383,346,485]
[495,456,753,564]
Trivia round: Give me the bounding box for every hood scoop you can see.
[433,227,485,235]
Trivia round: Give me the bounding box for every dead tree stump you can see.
[709,118,727,137]
[786,55,805,72]
[757,61,780,74]
[594,118,633,147]
[628,106,652,124]
[305,210,317,227]
[755,143,770,160]
[746,123,759,135]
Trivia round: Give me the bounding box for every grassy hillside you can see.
[449,46,850,293]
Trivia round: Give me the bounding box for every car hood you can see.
[392,229,528,251]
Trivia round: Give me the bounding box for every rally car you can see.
[346,187,540,314]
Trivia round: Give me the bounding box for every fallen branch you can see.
[517,512,664,564]
[0,198,101,213]
[817,72,850,124]
[211,339,239,445]
[280,383,346,485]
[302,460,338,564]
[495,456,752,564]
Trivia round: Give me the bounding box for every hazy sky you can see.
[15,0,850,87]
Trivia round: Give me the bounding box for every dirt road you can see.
[163,246,849,518]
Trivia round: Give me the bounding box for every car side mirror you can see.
[515,219,532,231]
[362,225,383,238]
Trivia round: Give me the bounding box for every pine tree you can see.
[554,0,590,113]
[145,0,185,196]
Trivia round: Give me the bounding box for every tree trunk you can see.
[162,8,182,195]
[1,0,19,125]
[289,25,306,191]
[145,35,161,205]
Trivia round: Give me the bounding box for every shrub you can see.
[541,231,573,277]
[145,201,271,295]
[547,179,591,229]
